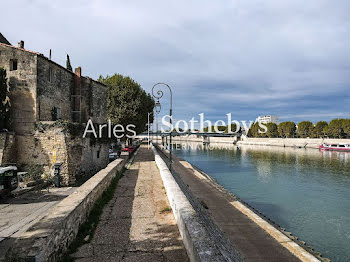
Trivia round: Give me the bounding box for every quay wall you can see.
[237,137,350,149]
[150,135,350,149]
[8,157,127,262]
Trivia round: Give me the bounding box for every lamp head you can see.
[155,100,161,114]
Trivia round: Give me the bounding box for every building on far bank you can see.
[256,115,279,124]
[0,34,109,185]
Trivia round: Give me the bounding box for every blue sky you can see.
[1,0,349,125]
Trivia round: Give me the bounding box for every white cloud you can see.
[1,0,349,122]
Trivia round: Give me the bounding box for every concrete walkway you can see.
[72,145,189,262]
[0,187,76,261]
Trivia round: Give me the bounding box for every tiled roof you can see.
[0,42,42,56]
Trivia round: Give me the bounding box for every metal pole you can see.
[152,83,173,170]
[148,112,150,149]
[169,108,172,170]
[156,112,158,144]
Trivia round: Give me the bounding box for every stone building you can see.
[0,35,109,185]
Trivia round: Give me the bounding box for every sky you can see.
[1,0,350,126]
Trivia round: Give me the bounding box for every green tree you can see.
[278,122,296,138]
[326,119,344,138]
[266,123,278,138]
[342,119,350,138]
[225,123,240,133]
[0,68,10,129]
[298,121,314,138]
[98,74,154,135]
[66,54,72,71]
[214,125,226,133]
[247,122,259,137]
[312,121,328,138]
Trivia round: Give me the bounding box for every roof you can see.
[0,33,11,45]
[0,42,42,56]
[0,42,106,86]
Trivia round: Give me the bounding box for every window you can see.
[10,59,17,71]
[51,107,61,120]
[97,150,100,159]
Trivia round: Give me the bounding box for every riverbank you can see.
[150,135,350,149]
[154,144,327,262]
[238,137,350,149]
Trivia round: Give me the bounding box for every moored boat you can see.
[319,143,350,151]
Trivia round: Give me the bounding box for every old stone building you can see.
[0,35,109,185]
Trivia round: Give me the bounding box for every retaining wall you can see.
[152,145,230,262]
[238,138,350,149]
[152,135,350,149]
[8,157,126,262]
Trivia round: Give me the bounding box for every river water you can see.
[173,142,350,262]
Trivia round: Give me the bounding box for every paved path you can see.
[72,146,189,262]
[0,187,76,261]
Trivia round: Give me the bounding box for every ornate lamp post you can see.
[152,83,173,170]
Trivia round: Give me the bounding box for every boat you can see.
[319,143,350,151]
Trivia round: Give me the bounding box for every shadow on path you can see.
[72,146,188,262]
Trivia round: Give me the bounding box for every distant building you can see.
[0,34,109,185]
[256,115,279,124]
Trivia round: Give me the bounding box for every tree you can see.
[298,121,314,138]
[312,121,328,138]
[98,74,154,135]
[341,119,350,138]
[0,68,10,129]
[225,124,240,134]
[247,122,258,137]
[66,54,72,71]
[326,119,344,138]
[266,123,278,138]
[213,125,226,133]
[278,122,296,138]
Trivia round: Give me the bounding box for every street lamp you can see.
[152,83,173,170]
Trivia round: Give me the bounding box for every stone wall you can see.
[16,125,109,185]
[89,79,107,124]
[9,157,127,262]
[0,132,16,165]
[238,137,350,149]
[153,135,350,149]
[0,43,38,134]
[80,77,107,124]
[0,43,109,184]
[37,56,74,122]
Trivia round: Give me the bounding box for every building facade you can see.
[256,115,279,124]
[0,36,109,185]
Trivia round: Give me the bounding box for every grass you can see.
[160,206,172,213]
[61,167,125,262]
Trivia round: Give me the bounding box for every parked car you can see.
[0,166,18,196]
[122,146,136,152]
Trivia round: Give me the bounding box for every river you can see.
[173,142,350,262]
